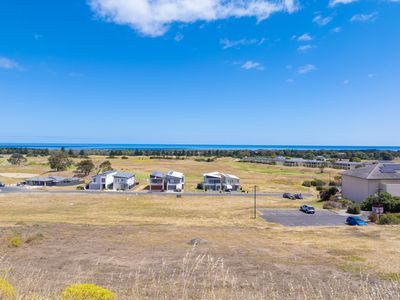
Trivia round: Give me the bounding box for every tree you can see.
[361,192,400,213]
[99,160,113,173]
[7,153,27,165]
[76,159,95,175]
[48,151,71,171]
[319,187,339,201]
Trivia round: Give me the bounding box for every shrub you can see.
[361,192,400,213]
[368,213,378,223]
[323,201,343,209]
[311,179,326,187]
[76,186,85,190]
[329,181,337,187]
[347,204,361,215]
[378,214,400,225]
[9,236,22,248]
[319,187,339,201]
[61,283,117,300]
[0,277,16,300]
[302,181,311,187]
[121,156,129,159]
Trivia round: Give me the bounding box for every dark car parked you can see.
[0,182,5,187]
[283,193,295,200]
[294,193,304,200]
[300,205,315,214]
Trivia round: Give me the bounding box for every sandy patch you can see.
[0,172,38,178]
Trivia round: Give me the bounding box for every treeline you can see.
[0,147,399,161]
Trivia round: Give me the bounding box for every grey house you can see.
[113,172,135,191]
[149,171,166,191]
[25,176,82,186]
[341,163,400,202]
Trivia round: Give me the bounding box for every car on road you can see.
[346,216,367,226]
[294,193,304,200]
[300,205,315,214]
[0,182,5,187]
[283,193,295,200]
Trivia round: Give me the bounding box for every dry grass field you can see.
[0,156,399,299]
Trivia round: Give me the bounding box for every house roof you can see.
[223,173,240,180]
[92,170,117,178]
[114,172,135,179]
[203,172,222,178]
[341,163,400,180]
[167,171,184,178]
[27,177,57,182]
[151,171,166,178]
[334,161,363,165]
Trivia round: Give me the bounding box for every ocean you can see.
[0,143,399,151]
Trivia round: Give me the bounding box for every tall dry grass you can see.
[1,247,399,300]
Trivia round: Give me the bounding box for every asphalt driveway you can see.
[260,209,349,226]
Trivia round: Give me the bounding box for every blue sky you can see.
[0,0,399,146]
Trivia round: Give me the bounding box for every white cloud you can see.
[297,44,315,52]
[242,61,264,70]
[0,57,21,70]
[368,73,377,78]
[343,79,350,85]
[313,15,333,26]
[220,38,265,49]
[351,12,378,22]
[286,78,294,83]
[331,26,342,33]
[297,33,312,42]
[88,0,300,37]
[329,0,358,7]
[297,64,316,74]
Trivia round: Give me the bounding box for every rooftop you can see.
[341,163,400,180]
[114,172,135,178]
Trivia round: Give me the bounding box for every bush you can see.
[302,181,311,187]
[319,187,339,201]
[61,283,117,300]
[329,181,337,187]
[9,236,22,248]
[121,156,129,159]
[368,213,378,223]
[0,277,16,300]
[361,192,400,213]
[378,214,400,225]
[311,179,326,187]
[347,204,361,215]
[323,201,343,209]
[76,186,85,190]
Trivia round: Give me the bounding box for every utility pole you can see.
[253,185,257,219]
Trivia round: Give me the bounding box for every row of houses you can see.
[240,156,365,170]
[24,170,241,192]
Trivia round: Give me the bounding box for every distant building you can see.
[341,163,400,202]
[333,161,364,170]
[89,171,117,190]
[203,172,240,192]
[113,172,135,191]
[166,171,185,192]
[25,176,82,187]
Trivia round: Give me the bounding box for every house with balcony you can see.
[166,171,185,192]
[203,172,240,192]
[89,170,117,190]
[149,171,166,191]
[113,172,135,191]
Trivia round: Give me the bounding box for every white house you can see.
[203,172,240,192]
[89,170,117,190]
[113,172,135,191]
[341,163,400,202]
[166,171,185,192]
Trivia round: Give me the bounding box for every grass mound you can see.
[61,283,116,300]
[0,277,17,300]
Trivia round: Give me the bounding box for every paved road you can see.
[0,186,313,198]
[260,209,349,226]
